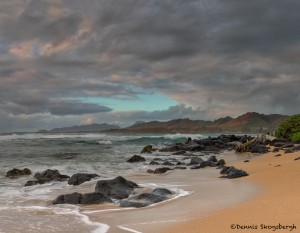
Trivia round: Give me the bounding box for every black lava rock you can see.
[68,173,99,186]
[127,155,146,163]
[6,168,31,178]
[95,176,139,199]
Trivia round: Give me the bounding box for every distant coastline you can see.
[38,112,288,135]
[0,112,288,135]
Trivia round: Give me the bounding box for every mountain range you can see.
[112,112,288,133]
[39,112,288,134]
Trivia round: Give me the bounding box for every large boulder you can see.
[127,155,146,163]
[6,168,31,178]
[95,176,139,199]
[207,155,218,163]
[216,159,226,166]
[174,166,187,170]
[188,157,204,165]
[152,188,173,196]
[128,193,167,203]
[222,169,249,179]
[162,161,175,166]
[159,145,179,152]
[149,161,160,165]
[154,167,172,174]
[52,192,112,205]
[119,200,148,208]
[249,144,269,154]
[180,144,205,152]
[220,166,249,179]
[68,173,99,186]
[190,161,215,169]
[119,187,172,208]
[81,192,113,205]
[141,145,154,154]
[53,192,82,205]
[172,151,186,155]
[220,166,237,174]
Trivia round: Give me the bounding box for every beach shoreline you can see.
[81,151,260,233]
[164,148,300,233]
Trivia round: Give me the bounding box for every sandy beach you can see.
[165,149,300,233]
[80,151,260,233]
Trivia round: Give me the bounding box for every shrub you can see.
[275,114,300,139]
[291,132,300,142]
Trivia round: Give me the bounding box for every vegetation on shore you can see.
[275,114,300,141]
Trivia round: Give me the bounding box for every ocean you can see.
[0,132,213,233]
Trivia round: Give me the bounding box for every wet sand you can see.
[83,151,260,233]
[165,149,300,233]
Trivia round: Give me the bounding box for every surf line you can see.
[118,218,195,233]
[118,225,142,233]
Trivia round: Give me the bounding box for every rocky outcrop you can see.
[158,134,259,155]
[53,192,112,205]
[149,161,160,165]
[187,157,204,165]
[220,166,249,179]
[154,167,172,174]
[161,161,175,166]
[248,144,269,153]
[25,169,70,186]
[141,145,155,154]
[216,159,226,166]
[119,188,173,208]
[52,176,174,208]
[95,176,139,199]
[127,155,146,163]
[68,173,99,186]
[6,168,31,178]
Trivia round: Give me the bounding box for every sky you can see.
[0,0,300,132]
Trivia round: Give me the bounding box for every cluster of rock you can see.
[5,168,170,208]
[140,134,272,155]
[125,135,300,179]
[53,176,174,207]
[5,168,99,187]
[124,134,263,179]
[8,134,299,209]
[144,155,226,174]
[6,168,31,178]
[25,169,70,186]
[270,141,300,154]
[219,166,249,179]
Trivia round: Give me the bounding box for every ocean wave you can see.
[0,132,209,142]
[98,140,112,145]
[0,133,107,141]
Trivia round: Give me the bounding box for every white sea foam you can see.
[98,140,112,145]
[52,206,110,233]
[161,133,206,140]
[0,205,110,233]
[118,225,142,233]
[82,207,134,215]
[0,133,107,141]
[0,132,210,142]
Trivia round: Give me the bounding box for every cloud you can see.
[1,99,112,116]
[0,0,300,132]
[94,104,212,127]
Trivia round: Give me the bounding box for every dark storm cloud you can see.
[1,99,112,116]
[0,0,82,43]
[0,0,300,132]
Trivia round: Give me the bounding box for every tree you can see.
[275,114,300,139]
